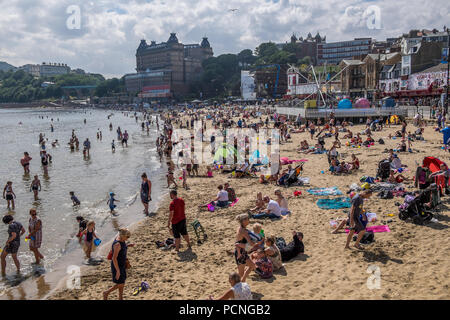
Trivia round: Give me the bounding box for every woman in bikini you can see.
[3,181,16,210]
[234,214,257,282]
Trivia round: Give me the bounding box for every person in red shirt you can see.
[168,190,191,252]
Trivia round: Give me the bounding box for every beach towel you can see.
[308,187,343,196]
[345,225,390,233]
[280,157,308,165]
[316,197,351,210]
[229,198,239,207]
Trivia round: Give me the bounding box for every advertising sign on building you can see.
[140,85,171,98]
[241,71,256,100]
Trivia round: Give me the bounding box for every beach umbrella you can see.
[355,98,370,108]
[338,99,352,109]
[213,143,242,164]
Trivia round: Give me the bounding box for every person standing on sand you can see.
[140,173,152,215]
[27,208,44,265]
[21,152,32,174]
[103,228,134,300]
[168,190,191,252]
[345,189,372,250]
[1,215,25,276]
[234,214,257,282]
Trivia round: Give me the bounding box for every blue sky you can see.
[0,0,448,78]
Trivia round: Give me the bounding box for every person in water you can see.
[27,208,44,265]
[20,152,32,174]
[140,173,152,215]
[81,220,99,259]
[107,192,120,214]
[30,175,41,201]
[1,215,25,276]
[70,191,81,206]
[111,140,116,152]
[3,181,17,210]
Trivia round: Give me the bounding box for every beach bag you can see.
[378,138,385,145]
[107,250,113,260]
[378,190,393,199]
[353,231,374,244]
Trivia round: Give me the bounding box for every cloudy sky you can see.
[0,0,448,78]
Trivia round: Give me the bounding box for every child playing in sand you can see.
[81,220,99,259]
[107,192,120,214]
[70,191,80,206]
[250,192,265,212]
[206,166,213,178]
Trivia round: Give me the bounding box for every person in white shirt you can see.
[252,196,281,219]
[208,272,252,300]
[199,185,229,209]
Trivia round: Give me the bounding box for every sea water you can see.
[0,107,166,299]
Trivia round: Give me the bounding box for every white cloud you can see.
[0,0,448,78]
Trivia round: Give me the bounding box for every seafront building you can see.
[124,33,213,101]
[19,62,70,77]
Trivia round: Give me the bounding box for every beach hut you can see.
[213,143,242,164]
[355,98,370,109]
[338,99,352,109]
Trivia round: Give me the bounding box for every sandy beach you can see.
[50,116,450,300]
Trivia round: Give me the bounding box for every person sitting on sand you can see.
[250,249,273,279]
[278,231,304,262]
[349,154,360,171]
[388,170,409,184]
[251,196,282,219]
[259,174,269,184]
[235,160,250,178]
[329,158,340,174]
[208,272,252,300]
[199,185,229,209]
[343,130,353,139]
[298,140,309,151]
[250,192,265,213]
[263,235,283,271]
[224,182,237,203]
[274,189,289,215]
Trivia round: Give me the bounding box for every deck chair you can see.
[190,220,207,244]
